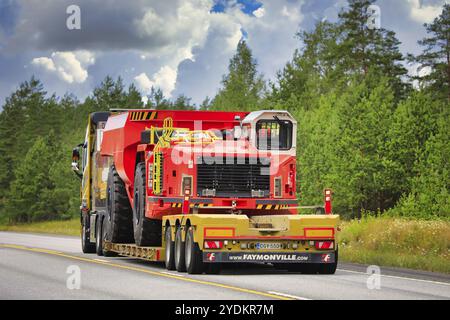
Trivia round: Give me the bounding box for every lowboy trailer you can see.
[72,109,339,274]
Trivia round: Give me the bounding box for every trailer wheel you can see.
[164,225,176,270]
[81,214,95,254]
[174,226,186,272]
[95,217,104,256]
[133,163,162,246]
[185,226,204,274]
[102,217,117,257]
[106,166,134,243]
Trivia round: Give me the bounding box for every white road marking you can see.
[267,291,311,300]
[337,268,450,286]
[93,259,110,263]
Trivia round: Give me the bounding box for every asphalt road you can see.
[0,231,449,300]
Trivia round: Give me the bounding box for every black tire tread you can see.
[175,226,186,272]
[81,214,96,254]
[165,225,176,270]
[133,162,161,246]
[108,166,134,243]
[185,227,204,274]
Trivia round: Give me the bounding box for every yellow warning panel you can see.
[204,228,235,238]
[304,228,334,238]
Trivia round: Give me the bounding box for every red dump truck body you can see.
[100,109,297,219]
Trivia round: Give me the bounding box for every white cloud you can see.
[135,0,212,63]
[174,0,306,103]
[31,57,56,72]
[31,51,95,84]
[135,73,153,92]
[281,5,303,22]
[253,7,265,18]
[406,0,444,23]
[135,65,178,97]
[13,0,307,104]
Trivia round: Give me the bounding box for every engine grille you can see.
[196,157,270,198]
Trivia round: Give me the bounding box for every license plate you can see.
[255,242,283,250]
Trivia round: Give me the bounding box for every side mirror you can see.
[71,147,82,179]
[72,148,80,162]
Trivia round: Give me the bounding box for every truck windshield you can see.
[256,119,293,150]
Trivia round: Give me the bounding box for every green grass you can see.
[338,216,450,273]
[0,218,80,236]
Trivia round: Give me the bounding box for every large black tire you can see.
[81,214,95,254]
[95,217,104,256]
[185,226,204,274]
[102,217,117,257]
[133,163,162,246]
[174,226,186,272]
[106,166,134,243]
[164,225,176,270]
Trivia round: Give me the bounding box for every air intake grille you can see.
[197,157,270,198]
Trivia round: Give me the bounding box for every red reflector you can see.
[204,241,223,249]
[315,241,334,250]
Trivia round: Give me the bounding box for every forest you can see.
[0,0,448,224]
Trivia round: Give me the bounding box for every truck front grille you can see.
[196,157,270,198]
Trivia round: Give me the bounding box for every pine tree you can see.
[125,83,143,108]
[394,115,450,219]
[172,94,195,110]
[200,96,212,110]
[91,76,128,110]
[337,0,408,96]
[331,75,396,217]
[0,77,48,204]
[410,4,450,101]
[271,21,341,108]
[5,132,59,222]
[385,92,444,200]
[145,87,171,109]
[212,40,265,111]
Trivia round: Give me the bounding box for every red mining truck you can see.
[72,109,339,274]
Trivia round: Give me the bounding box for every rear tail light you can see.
[315,241,334,250]
[204,241,223,249]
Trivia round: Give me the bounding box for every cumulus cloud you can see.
[135,66,177,97]
[31,51,95,84]
[5,0,442,107]
[174,0,306,103]
[406,0,444,23]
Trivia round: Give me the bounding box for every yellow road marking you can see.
[0,244,291,300]
[267,291,310,300]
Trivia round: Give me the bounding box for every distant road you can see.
[1,232,449,300]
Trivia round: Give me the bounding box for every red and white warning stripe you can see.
[315,241,334,250]
[204,241,223,249]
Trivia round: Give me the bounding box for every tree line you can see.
[0,0,448,223]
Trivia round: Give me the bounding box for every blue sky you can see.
[0,0,448,106]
